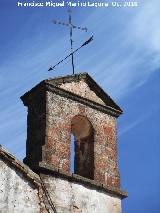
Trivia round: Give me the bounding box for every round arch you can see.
[71,115,94,179]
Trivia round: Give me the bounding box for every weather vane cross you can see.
[48,10,93,74]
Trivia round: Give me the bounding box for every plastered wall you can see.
[0,158,40,213]
[41,174,121,213]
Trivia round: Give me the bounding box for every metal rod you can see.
[68,10,75,74]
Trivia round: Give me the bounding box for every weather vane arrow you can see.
[48,10,93,74]
[48,35,93,72]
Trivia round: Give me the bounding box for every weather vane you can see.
[48,9,93,74]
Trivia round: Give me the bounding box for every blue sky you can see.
[0,0,160,212]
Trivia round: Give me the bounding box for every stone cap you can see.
[34,162,128,199]
[0,145,41,187]
[21,73,123,118]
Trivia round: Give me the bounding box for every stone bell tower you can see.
[21,73,127,213]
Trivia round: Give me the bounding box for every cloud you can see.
[75,0,160,99]
[132,0,160,53]
[119,106,160,136]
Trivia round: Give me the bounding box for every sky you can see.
[0,0,160,212]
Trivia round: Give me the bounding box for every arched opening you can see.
[71,115,94,179]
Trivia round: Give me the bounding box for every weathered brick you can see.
[21,74,121,189]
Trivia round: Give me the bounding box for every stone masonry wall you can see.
[45,90,120,188]
[41,174,121,213]
[0,158,40,213]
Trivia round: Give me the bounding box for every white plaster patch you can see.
[0,159,40,213]
[43,176,121,213]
